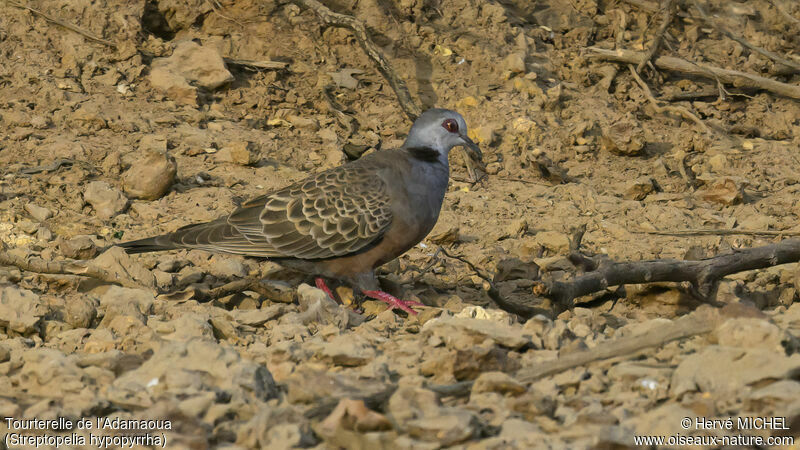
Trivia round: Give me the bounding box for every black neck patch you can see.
[407,146,441,162]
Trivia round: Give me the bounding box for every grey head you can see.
[402,108,483,163]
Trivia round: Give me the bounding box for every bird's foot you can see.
[362,290,423,315]
[315,277,337,302]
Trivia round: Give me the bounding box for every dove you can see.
[119,108,482,314]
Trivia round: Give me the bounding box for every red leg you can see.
[315,277,336,302]
[362,290,424,315]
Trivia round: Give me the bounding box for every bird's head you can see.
[403,108,483,162]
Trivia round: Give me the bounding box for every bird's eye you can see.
[442,119,459,133]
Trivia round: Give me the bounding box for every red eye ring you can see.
[442,119,459,133]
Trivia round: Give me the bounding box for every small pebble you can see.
[25,203,53,222]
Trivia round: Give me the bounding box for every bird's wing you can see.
[182,164,393,259]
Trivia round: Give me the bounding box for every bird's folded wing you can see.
[199,164,394,259]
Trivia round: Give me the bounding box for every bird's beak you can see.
[459,134,483,162]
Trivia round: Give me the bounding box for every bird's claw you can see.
[362,290,422,315]
[316,279,422,315]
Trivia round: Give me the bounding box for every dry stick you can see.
[291,0,420,120]
[431,307,719,397]
[597,9,628,92]
[634,228,800,237]
[693,1,800,73]
[662,87,720,101]
[628,65,711,134]
[223,58,289,71]
[5,0,116,48]
[632,71,710,131]
[516,309,716,383]
[438,248,545,318]
[192,278,294,302]
[537,238,800,312]
[410,246,443,283]
[0,246,141,289]
[291,0,483,182]
[587,47,800,100]
[636,0,677,73]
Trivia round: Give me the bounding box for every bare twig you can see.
[516,306,719,383]
[662,87,719,101]
[15,158,94,176]
[0,245,142,289]
[569,225,587,253]
[290,0,420,119]
[596,9,628,92]
[634,228,800,237]
[433,306,721,397]
[438,248,545,318]
[410,246,443,283]
[5,0,116,48]
[535,238,800,312]
[567,225,599,272]
[628,65,711,134]
[587,47,800,100]
[223,58,289,71]
[193,278,294,303]
[693,1,800,73]
[439,248,492,283]
[433,238,800,318]
[636,0,677,73]
[322,85,357,138]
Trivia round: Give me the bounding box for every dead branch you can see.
[5,0,116,48]
[430,305,720,399]
[636,0,677,73]
[692,1,800,73]
[223,58,289,71]
[628,65,711,134]
[17,158,92,176]
[291,0,420,120]
[595,9,628,93]
[665,87,754,102]
[587,47,800,100]
[515,306,719,383]
[433,237,800,318]
[634,228,800,237]
[662,87,719,101]
[0,244,142,289]
[195,278,295,303]
[536,238,800,312]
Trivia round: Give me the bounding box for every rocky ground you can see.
[1,0,800,448]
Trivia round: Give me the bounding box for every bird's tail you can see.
[117,234,180,254]
[117,218,233,254]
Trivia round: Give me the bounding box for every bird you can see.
[118,108,482,315]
